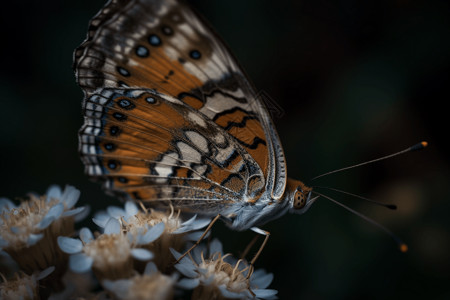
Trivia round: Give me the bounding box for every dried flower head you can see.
[172,239,278,300]
[0,185,86,277]
[94,201,210,271]
[58,218,155,281]
[103,262,176,300]
[0,266,54,300]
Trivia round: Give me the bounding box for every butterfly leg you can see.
[246,227,270,279]
[175,214,221,264]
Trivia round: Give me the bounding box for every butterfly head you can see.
[286,179,316,214]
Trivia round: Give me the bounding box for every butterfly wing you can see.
[75,0,287,211]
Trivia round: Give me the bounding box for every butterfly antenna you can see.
[313,186,397,210]
[313,191,408,252]
[311,141,428,181]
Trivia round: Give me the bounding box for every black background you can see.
[1,0,449,299]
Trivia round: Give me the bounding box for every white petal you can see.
[92,211,110,228]
[170,247,193,265]
[0,198,16,212]
[184,231,204,241]
[27,233,44,246]
[174,261,198,278]
[253,289,278,299]
[209,238,223,255]
[144,262,158,275]
[218,285,245,299]
[46,185,62,202]
[37,216,55,230]
[45,203,64,219]
[174,217,210,234]
[181,215,197,226]
[190,218,212,230]
[124,201,138,216]
[61,206,86,217]
[79,227,94,244]
[251,271,274,289]
[37,266,55,280]
[192,244,208,263]
[69,253,93,273]
[74,205,90,222]
[58,236,83,254]
[104,218,121,235]
[251,227,268,235]
[131,248,154,261]
[139,222,165,244]
[61,186,81,208]
[170,248,182,260]
[106,206,126,219]
[177,278,200,289]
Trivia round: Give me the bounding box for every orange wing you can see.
[75,0,287,208]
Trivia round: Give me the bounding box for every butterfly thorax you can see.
[221,178,313,231]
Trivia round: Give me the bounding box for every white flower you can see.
[0,185,86,278]
[172,239,278,300]
[58,217,157,281]
[94,201,211,272]
[103,262,176,300]
[95,201,210,238]
[0,185,85,250]
[0,266,54,300]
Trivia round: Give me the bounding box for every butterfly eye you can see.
[293,188,306,209]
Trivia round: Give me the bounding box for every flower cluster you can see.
[1,186,278,299]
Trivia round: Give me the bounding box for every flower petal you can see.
[177,278,200,289]
[37,266,55,280]
[131,248,154,261]
[181,215,197,226]
[253,289,278,299]
[45,203,64,219]
[61,186,81,208]
[58,236,83,254]
[92,211,110,228]
[174,261,198,278]
[139,222,165,244]
[61,206,86,217]
[218,285,246,299]
[170,248,182,260]
[46,185,62,202]
[106,206,126,219]
[169,247,192,265]
[190,218,212,231]
[251,271,274,289]
[144,262,158,275]
[0,198,16,212]
[209,238,223,255]
[104,217,121,235]
[27,233,44,246]
[74,205,90,222]
[69,253,93,273]
[37,216,55,230]
[79,227,94,244]
[174,216,211,234]
[124,201,139,216]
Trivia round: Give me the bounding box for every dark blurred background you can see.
[1,0,448,299]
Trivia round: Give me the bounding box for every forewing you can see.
[75,0,287,206]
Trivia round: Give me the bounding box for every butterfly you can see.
[75,0,316,240]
